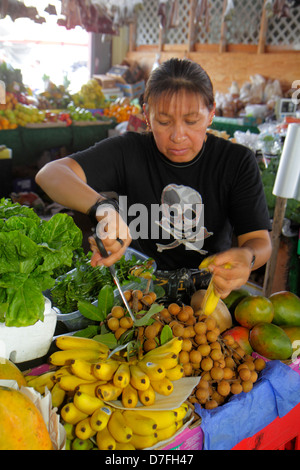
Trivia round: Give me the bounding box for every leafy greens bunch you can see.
[0,198,82,327]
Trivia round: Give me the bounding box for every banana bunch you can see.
[199,257,232,315]
[63,401,189,450]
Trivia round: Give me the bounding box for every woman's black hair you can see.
[144,58,215,110]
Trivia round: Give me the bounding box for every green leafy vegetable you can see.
[0,198,82,327]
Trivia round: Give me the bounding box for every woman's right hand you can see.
[88,205,132,267]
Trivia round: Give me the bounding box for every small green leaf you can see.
[78,300,103,321]
[160,325,173,345]
[98,285,114,319]
[73,325,99,338]
[93,332,117,350]
[134,303,164,327]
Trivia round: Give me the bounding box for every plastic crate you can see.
[232,403,300,450]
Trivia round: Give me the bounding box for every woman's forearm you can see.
[35,158,100,214]
[238,230,272,271]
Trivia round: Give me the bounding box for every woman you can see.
[35,58,272,300]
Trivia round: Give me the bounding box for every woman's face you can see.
[144,90,215,163]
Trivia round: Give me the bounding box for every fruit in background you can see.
[269,291,300,327]
[249,322,293,360]
[72,79,106,109]
[223,288,250,314]
[0,386,53,450]
[67,103,96,122]
[281,326,300,354]
[0,358,27,387]
[222,326,253,355]
[234,295,274,329]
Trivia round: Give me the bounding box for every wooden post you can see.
[219,0,228,53]
[129,19,137,53]
[258,0,268,54]
[263,196,287,297]
[187,0,196,52]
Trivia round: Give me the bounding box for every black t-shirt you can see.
[71,132,271,270]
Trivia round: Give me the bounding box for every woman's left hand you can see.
[207,247,253,299]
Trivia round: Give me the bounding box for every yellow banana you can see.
[199,257,231,316]
[129,364,150,391]
[107,410,133,443]
[55,335,109,355]
[63,422,76,441]
[96,426,116,450]
[90,406,112,432]
[73,390,104,415]
[48,348,102,366]
[165,364,184,381]
[150,377,174,396]
[115,442,136,450]
[25,371,56,394]
[51,382,66,408]
[70,359,97,381]
[142,351,179,370]
[136,361,166,382]
[156,422,179,442]
[121,383,138,408]
[113,362,130,389]
[130,432,158,450]
[173,402,189,421]
[61,402,89,425]
[144,337,183,357]
[57,374,95,392]
[71,437,94,450]
[123,410,157,436]
[75,380,106,397]
[137,384,156,406]
[52,366,72,382]
[137,409,177,430]
[96,382,123,401]
[92,359,120,381]
[75,417,96,440]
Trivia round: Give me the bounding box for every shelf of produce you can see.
[210,117,260,137]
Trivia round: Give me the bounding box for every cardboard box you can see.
[118,80,145,99]
[107,65,131,84]
[93,74,116,89]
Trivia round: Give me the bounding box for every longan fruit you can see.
[201,371,212,381]
[242,380,253,393]
[224,357,235,369]
[111,305,125,319]
[119,316,134,329]
[143,339,157,352]
[177,309,190,322]
[195,387,209,404]
[123,290,132,301]
[206,330,219,343]
[179,350,190,365]
[210,341,221,350]
[172,323,185,337]
[148,291,157,303]
[189,350,202,364]
[185,315,196,326]
[181,338,193,352]
[181,305,194,317]
[168,303,181,316]
[160,308,172,322]
[152,321,163,333]
[205,400,218,410]
[182,362,193,376]
[205,317,217,331]
[234,347,246,358]
[222,334,235,346]
[210,366,224,381]
[197,378,209,390]
[183,326,196,338]
[107,317,119,331]
[132,289,143,300]
[250,371,258,383]
[198,344,211,357]
[254,358,266,372]
[223,367,234,380]
[194,322,207,335]
[194,334,207,345]
[239,367,251,381]
[210,348,223,362]
[114,327,127,340]
[231,382,243,395]
[201,357,213,371]
[144,324,158,340]
[217,380,231,397]
[142,294,154,305]
[211,391,225,405]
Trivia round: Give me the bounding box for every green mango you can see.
[223,288,250,314]
[249,322,293,360]
[269,291,300,327]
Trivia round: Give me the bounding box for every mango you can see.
[0,358,27,387]
[269,291,300,327]
[234,295,274,329]
[249,322,292,360]
[223,288,250,314]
